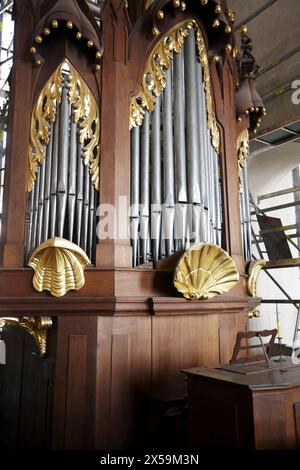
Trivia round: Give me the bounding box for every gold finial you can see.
[35,59,42,66]
[152,26,160,37]
[212,19,220,28]
[245,109,249,115]
[225,44,232,54]
[96,51,102,59]
[35,35,43,44]
[215,5,221,14]
[213,55,220,62]
[30,46,36,54]
[44,28,51,36]
[201,0,208,5]
[173,0,180,7]
[52,20,59,28]
[76,32,82,40]
[250,106,255,112]
[95,64,100,71]
[157,10,164,20]
[226,8,235,22]
[87,40,94,48]
[253,129,257,134]
[237,117,242,122]
[240,25,248,35]
[180,2,186,11]
[225,25,231,33]
[67,21,73,29]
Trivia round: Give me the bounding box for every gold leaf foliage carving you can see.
[174,243,240,300]
[28,237,91,298]
[130,19,220,153]
[0,316,52,356]
[237,129,249,168]
[27,59,100,192]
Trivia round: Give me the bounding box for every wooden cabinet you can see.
[184,363,300,450]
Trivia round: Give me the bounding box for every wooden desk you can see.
[183,360,300,449]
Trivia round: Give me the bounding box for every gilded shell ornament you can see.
[173,243,240,300]
[28,237,91,297]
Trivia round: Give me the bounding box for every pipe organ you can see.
[0,0,265,451]
[25,61,99,263]
[130,24,222,267]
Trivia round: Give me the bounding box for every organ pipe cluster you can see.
[25,73,97,263]
[130,29,222,267]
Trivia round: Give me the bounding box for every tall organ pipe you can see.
[43,123,53,242]
[50,111,60,238]
[76,142,84,246]
[151,95,162,262]
[140,111,150,263]
[57,79,70,238]
[184,30,201,206]
[130,126,140,266]
[68,118,77,242]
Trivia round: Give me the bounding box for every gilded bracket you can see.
[0,317,53,356]
[247,259,266,297]
[247,259,266,318]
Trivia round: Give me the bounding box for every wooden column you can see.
[97,0,132,268]
[1,0,34,267]
[213,59,245,274]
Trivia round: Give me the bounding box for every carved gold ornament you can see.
[130,19,220,152]
[27,59,100,192]
[28,237,91,298]
[174,243,240,300]
[247,259,266,297]
[0,316,52,356]
[237,129,249,168]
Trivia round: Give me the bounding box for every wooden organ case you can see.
[0,0,264,450]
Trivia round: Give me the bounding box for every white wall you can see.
[248,142,300,346]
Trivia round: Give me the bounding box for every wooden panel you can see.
[253,389,299,449]
[152,314,220,394]
[0,329,25,449]
[219,312,247,364]
[0,327,53,450]
[294,402,300,447]
[64,335,87,450]
[96,317,151,449]
[51,316,98,450]
[187,375,255,449]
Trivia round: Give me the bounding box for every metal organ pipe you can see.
[130,27,223,267]
[50,111,60,238]
[43,124,53,242]
[150,95,162,262]
[140,111,150,263]
[130,126,140,267]
[76,141,84,247]
[68,118,77,242]
[57,78,70,238]
[162,67,175,256]
[174,48,187,251]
